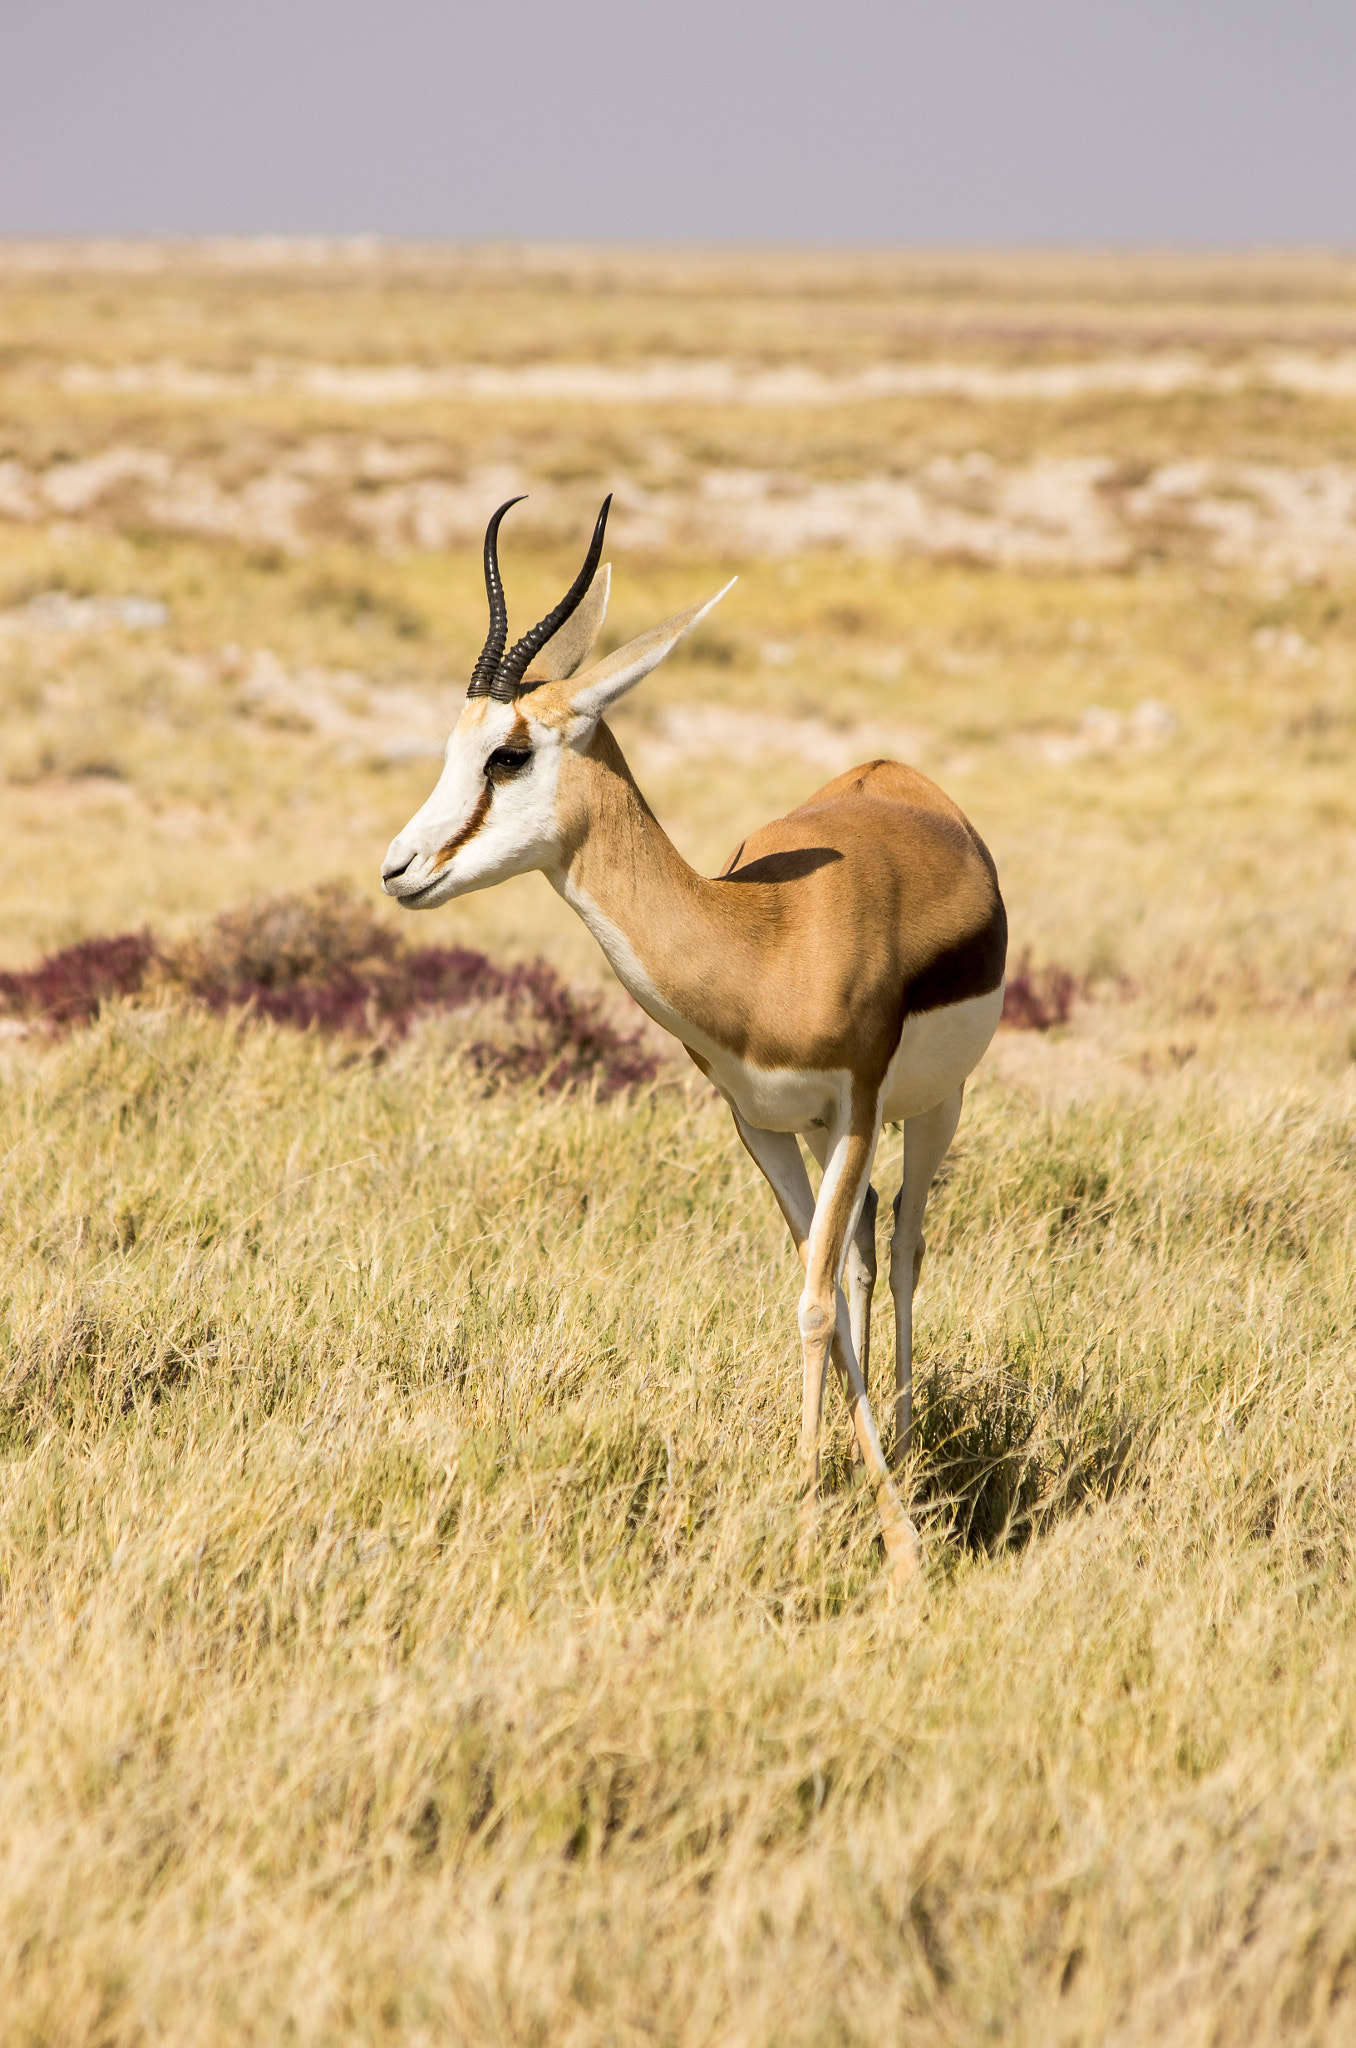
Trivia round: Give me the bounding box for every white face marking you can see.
[380,698,567,910]
[378,577,734,915]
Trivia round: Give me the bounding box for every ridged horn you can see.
[465,496,526,698]
[490,495,612,702]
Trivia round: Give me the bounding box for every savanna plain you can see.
[2,244,1356,2045]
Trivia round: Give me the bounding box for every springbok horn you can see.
[491,495,612,702]
[466,496,526,698]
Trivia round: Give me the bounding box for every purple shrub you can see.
[0,886,659,1096]
[1001,952,1079,1032]
[466,957,660,1099]
[0,931,156,1026]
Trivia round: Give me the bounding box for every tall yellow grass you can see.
[1,247,1355,2042]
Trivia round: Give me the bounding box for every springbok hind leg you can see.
[890,1085,964,1464]
[845,1188,878,1477]
[732,1112,920,1586]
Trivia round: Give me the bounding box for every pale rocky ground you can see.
[4,424,1356,580]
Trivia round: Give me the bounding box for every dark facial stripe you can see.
[431,782,492,871]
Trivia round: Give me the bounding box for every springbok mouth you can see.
[385,870,446,908]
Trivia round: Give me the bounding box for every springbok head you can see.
[381,497,732,910]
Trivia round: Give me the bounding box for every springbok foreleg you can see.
[890,1085,964,1463]
[729,1116,859,1461]
[733,1113,920,1584]
[805,1127,878,1476]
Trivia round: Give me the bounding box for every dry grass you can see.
[2,246,1356,2044]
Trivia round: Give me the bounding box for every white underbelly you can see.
[703,983,1004,1132]
[702,1047,847,1131]
[565,876,1002,1135]
[880,983,1005,1123]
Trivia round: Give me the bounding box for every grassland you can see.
[1,245,1355,2045]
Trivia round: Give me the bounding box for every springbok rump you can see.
[381,499,1007,1583]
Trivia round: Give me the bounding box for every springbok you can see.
[381,499,1006,1582]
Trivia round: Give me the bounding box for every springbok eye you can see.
[485,747,532,782]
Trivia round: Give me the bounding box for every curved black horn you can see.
[490,495,612,702]
[466,496,526,698]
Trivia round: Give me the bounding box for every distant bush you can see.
[0,932,155,1028]
[2,899,1083,1070]
[0,885,659,1098]
[1001,951,1079,1032]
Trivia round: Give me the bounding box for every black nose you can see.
[382,851,415,881]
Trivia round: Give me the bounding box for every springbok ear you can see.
[560,578,736,728]
[521,563,611,684]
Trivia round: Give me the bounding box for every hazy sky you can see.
[3,0,1354,244]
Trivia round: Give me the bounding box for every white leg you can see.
[890,1085,964,1462]
[805,1127,878,1475]
[733,1110,920,1584]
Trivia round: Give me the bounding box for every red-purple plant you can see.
[0,888,659,1097]
[1001,951,1079,1032]
[0,931,156,1027]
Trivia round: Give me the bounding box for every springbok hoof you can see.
[884,1514,922,1578]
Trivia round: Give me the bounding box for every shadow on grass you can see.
[909,1353,1149,1555]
